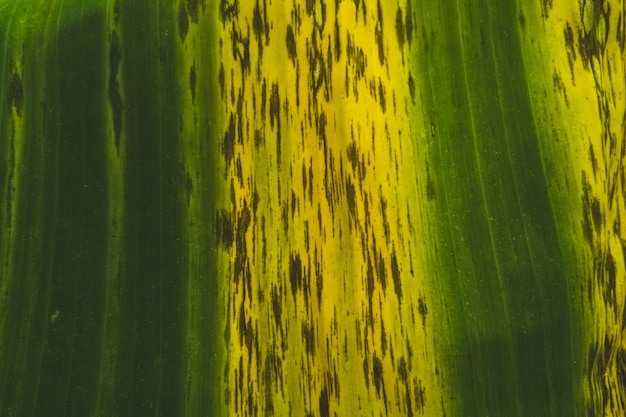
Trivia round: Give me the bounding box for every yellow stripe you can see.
[216,1,443,415]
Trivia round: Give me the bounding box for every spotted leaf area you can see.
[576,1,626,413]
[215,1,443,416]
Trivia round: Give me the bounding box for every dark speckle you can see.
[7,68,23,115]
[254,128,264,148]
[398,356,408,383]
[405,1,413,44]
[589,143,598,176]
[390,249,402,299]
[186,0,200,23]
[271,285,281,326]
[373,355,383,397]
[415,379,426,412]
[426,166,435,201]
[541,0,553,18]
[178,1,189,42]
[269,82,280,129]
[220,0,239,23]
[334,19,341,61]
[605,251,616,303]
[218,63,225,99]
[346,142,358,171]
[302,322,315,356]
[223,113,236,167]
[395,7,405,48]
[378,251,387,291]
[216,210,234,248]
[408,73,415,104]
[113,0,121,24]
[252,0,264,57]
[418,297,428,327]
[189,64,197,102]
[289,252,303,300]
[108,32,123,150]
[319,385,330,417]
[378,79,386,113]
[345,177,357,218]
[375,0,385,65]
[591,197,602,233]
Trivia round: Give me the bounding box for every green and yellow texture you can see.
[0,0,624,416]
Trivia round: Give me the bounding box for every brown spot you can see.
[605,251,616,303]
[406,388,414,417]
[334,19,341,61]
[219,0,238,23]
[271,285,281,326]
[395,7,405,48]
[347,142,358,171]
[373,355,383,397]
[564,22,576,59]
[252,0,265,58]
[238,301,253,352]
[418,297,428,327]
[189,64,197,102]
[375,0,385,65]
[405,1,414,44]
[286,25,297,62]
[218,63,225,99]
[391,249,402,299]
[302,322,315,355]
[377,251,387,291]
[408,72,415,104]
[215,210,235,248]
[380,319,387,355]
[319,385,330,417]
[345,177,357,218]
[541,0,553,18]
[398,356,408,382]
[591,197,602,233]
[232,31,251,75]
[589,143,598,176]
[316,259,323,309]
[289,252,303,299]
[362,357,370,387]
[254,128,264,148]
[415,379,426,412]
[223,113,236,167]
[260,78,267,121]
[581,172,594,245]
[378,79,386,113]
[269,82,280,129]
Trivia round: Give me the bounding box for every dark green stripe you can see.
[112,1,185,415]
[0,2,216,416]
[413,0,581,415]
[31,5,108,417]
